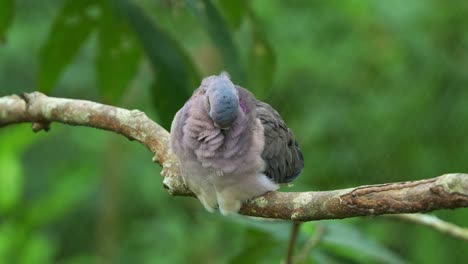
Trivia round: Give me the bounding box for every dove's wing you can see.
[255,101,304,183]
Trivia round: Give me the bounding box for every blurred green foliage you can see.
[1,0,468,263]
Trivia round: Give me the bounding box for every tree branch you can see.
[1,92,468,222]
[294,224,325,263]
[387,214,468,242]
[285,222,301,264]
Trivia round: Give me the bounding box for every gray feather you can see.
[254,100,304,183]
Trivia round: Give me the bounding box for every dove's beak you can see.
[214,122,230,130]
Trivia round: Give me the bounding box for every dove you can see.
[170,72,304,215]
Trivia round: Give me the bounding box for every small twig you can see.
[294,224,326,263]
[31,122,50,132]
[285,222,301,264]
[387,214,468,242]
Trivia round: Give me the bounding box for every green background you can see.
[1,0,467,263]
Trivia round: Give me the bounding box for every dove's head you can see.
[203,73,239,129]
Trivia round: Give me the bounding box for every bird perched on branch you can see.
[170,72,304,215]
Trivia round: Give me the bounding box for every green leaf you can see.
[229,229,280,264]
[0,152,22,213]
[59,255,101,264]
[38,0,101,93]
[25,169,96,227]
[150,75,188,129]
[19,234,55,264]
[227,215,292,241]
[309,250,346,264]
[0,126,42,214]
[321,223,406,264]
[247,22,275,98]
[216,0,247,30]
[96,2,142,104]
[0,125,46,155]
[0,0,14,40]
[185,0,245,83]
[114,0,199,128]
[0,223,19,262]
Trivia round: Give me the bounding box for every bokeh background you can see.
[1,0,468,263]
